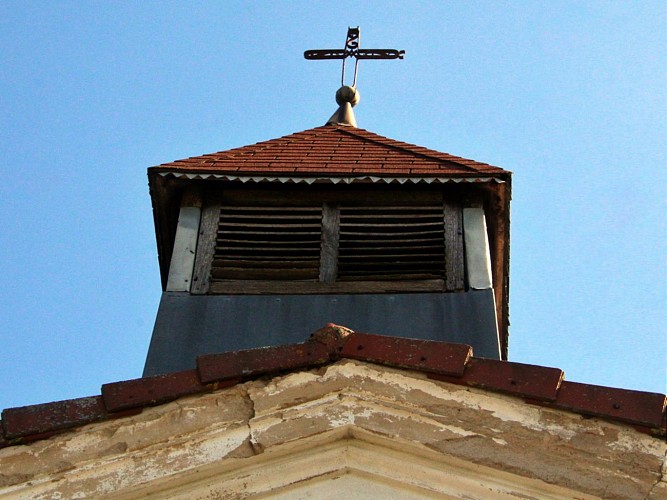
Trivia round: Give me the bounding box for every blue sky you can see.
[0,1,665,410]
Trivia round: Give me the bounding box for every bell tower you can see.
[144,29,511,376]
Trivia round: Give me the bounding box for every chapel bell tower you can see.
[143,28,511,376]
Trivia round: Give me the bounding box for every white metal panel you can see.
[166,206,201,292]
[463,208,493,290]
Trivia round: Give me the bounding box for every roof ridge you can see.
[1,326,664,448]
[338,127,488,172]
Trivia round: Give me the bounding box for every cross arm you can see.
[304,48,405,60]
[356,49,405,60]
[304,49,348,60]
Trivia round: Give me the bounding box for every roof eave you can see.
[149,169,510,185]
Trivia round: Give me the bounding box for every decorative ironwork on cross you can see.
[304,27,405,87]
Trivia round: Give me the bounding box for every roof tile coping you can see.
[548,381,667,430]
[1,324,665,448]
[101,369,239,413]
[428,358,563,402]
[1,396,141,443]
[198,342,330,384]
[342,332,471,377]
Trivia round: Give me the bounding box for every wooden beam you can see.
[210,279,445,295]
[190,202,220,295]
[319,203,339,283]
[211,268,318,280]
[180,186,203,208]
[444,200,465,291]
[221,187,443,207]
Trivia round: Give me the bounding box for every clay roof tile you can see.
[149,125,509,179]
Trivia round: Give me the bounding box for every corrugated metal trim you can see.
[157,172,505,185]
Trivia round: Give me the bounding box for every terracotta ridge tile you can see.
[546,380,667,428]
[1,396,108,440]
[340,332,471,376]
[198,340,331,384]
[185,328,353,386]
[429,357,564,401]
[102,369,218,412]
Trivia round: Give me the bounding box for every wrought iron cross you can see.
[304,27,405,87]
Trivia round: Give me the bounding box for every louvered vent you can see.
[337,206,446,281]
[212,206,322,281]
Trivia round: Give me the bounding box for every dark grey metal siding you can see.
[143,290,500,377]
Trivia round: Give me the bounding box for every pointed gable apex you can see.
[149,125,510,181]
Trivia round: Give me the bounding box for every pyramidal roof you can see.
[150,124,510,181]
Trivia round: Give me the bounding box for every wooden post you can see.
[190,201,220,294]
[444,200,465,291]
[166,187,202,292]
[319,203,340,283]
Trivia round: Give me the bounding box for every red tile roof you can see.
[2,325,663,448]
[149,125,509,179]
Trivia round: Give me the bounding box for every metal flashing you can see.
[157,171,505,185]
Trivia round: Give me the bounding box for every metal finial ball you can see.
[336,86,360,107]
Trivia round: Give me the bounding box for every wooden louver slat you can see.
[206,199,459,291]
[337,206,446,281]
[212,206,322,281]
